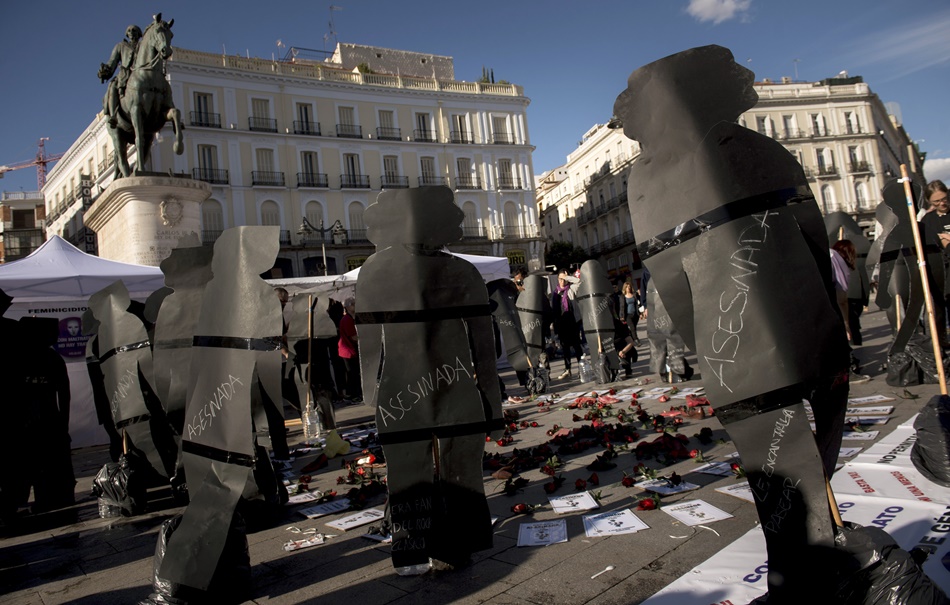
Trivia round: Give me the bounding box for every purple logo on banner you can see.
[56,316,88,358]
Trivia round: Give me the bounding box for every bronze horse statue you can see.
[105,14,183,178]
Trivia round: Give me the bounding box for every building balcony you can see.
[341,174,370,189]
[300,232,331,246]
[817,165,839,177]
[348,228,369,243]
[294,120,321,136]
[336,124,363,138]
[455,174,481,190]
[419,175,447,187]
[498,224,540,239]
[844,125,863,135]
[201,230,223,245]
[376,126,401,141]
[297,172,329,188]
[279,230,292,245]
[190,111,221,128]
[249,116,278,132]
[251,171,285,186]
[498,176,522,190]
[607,194,622,210]
[462,225,486,239]
[802,166,815,179]
[381,175,409,189]
[811,127,831,137]
[778,129,806,140]
[450,130,474,144]
[193,167,229,184]
[1,228,44,261]
[492,132,514,145]
[849,161,872,174]
[97,157,110,174]
[594,204,608,217]
[413,129,436,142]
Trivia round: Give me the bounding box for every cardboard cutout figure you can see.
[0,289,28,519]
[160,226,283,591]
[18,316,75,511]
[576,260,620,382]
[613,45,850,600]
[88,280,177,480]
[286,293,337,428]
[487,279,530,373]
[82,309,123,462]
[514,274,551,394]
[356,186,504,569]
[645,281,692,382]
[868,179,935,354]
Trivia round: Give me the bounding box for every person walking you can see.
[338,297,361,402]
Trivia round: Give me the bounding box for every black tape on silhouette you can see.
[182,440,257,467]
[192,335,282,351]
[99,339,151,363]
[637,188,809,261]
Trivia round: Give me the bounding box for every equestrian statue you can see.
[98,14,183,178]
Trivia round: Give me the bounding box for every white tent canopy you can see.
[268,251,512,298]
[0,236,166,449]
[0,235,165,302]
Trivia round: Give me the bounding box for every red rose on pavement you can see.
[575,478,587,490]
[636,496,658,510]
[588,473,600,486]
[658,395,670,403]
[689,449,699,458]
[621,475,636,488]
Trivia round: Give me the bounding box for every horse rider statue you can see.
[96,15,183,178]
[99,25,143,129]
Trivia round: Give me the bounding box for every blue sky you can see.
[2,0,949,193]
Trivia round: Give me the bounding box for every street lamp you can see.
[298,217,345,276]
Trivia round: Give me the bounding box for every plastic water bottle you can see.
[395,559,432,576]
[302,402,321,440]
[579,354,593,383]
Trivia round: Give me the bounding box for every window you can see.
[295,103,318,135]
[462,201,479,236]
[498,159,517,189]
[337,106,360,137]
[755,116,769,136]
[414,112,433,141]
[782,115,795,137]
[811,113,825,136]
[492,115,512,144]
[305,201,323,228]
[349,202,366,235]
[301,151,319,175]
[452,114,471,143]
[844,111,859,134]
[383,155,399,178]
[255,148,275,173]
[504,201,520,237]
[260,200,280,226]
[343,153,360,177]
[250,98,275,131]
[192,92,219,127]
[195,92,212,115]
[456,157,477,188]
[420,156,437,178]
[816,148,835,174]
[820,185,835,212]
[377,109,399,140]
[855,183,867,208]
[201,199,224,232]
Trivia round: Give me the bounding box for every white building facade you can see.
[45,43,542,276]
[538,75,925,282]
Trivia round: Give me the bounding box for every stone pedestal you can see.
[84,176,212,266]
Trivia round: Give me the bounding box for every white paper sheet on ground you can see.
[643,387,674,397]
[842,430,879,440]
[807,406,894,418]
[839,447,862,458]
[636,478,701,496]
[810,417,889,432]
[549,491,600,514]
[325,508,386,531]
[848,394,896,404]
[583,509,650,537]
[692,462,734,477]
[298,499,351,518]
[517,519,569,546]
[715,481,755,503]
[725,451,740,459]
[643,417,950,605]
[287,491,326,505]
[661,499,733,526]
[616,387,644,396]
[670,387,705,400]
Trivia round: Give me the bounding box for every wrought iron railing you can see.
[455,174,481,189]
[498,176,521,190]
[294,121,321,136]
[340,174,370,188]
[450,131,474,144]
[462,226,485,239]
[492,132,514,144]
[413,129,436,142]
[193,168,229,184]
[381,175,409,189]
[190,111,221,128]
[336,124,363,138]
[376,127,401,141]
[251,171,285,186]
[249,116,278,132]
[296,172,329,188]
[201,230,223,245]
[418,175,447,187]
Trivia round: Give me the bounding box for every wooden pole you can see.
[306,295,314,411]
[900,165,948,395]
[895,294,902,331]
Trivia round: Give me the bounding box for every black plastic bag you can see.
[834,523,949,605]
[525,364,548,395]
[887,351,924,387]
[91,454,146,517]
[140,512,251,605]
[911,395,950,488]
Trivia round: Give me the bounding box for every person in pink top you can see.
[338,297,361,402]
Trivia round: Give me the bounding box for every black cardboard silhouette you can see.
[487,279,530,373]
[356,186,502,568]
[160,226,283,591]
[613,45,850,600]
[576,260,620,382]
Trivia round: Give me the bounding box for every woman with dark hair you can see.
[921,179,950,343]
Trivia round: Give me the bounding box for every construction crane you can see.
[0,138,65,189]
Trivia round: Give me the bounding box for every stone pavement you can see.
[0,305,943,605]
